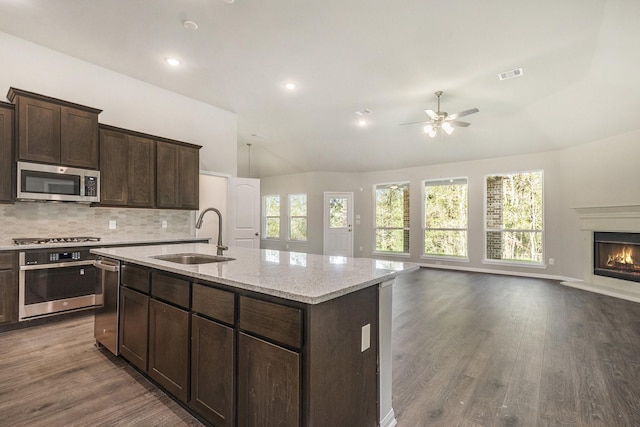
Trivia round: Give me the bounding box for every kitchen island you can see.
[91,243,418,427]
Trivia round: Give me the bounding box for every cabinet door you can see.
[178,146,199,209]
[0,269,17,325]
[119,287,149,371]
[156,141,178,208]
[190,314,235,426]
[17,97,60,164]
[148,298,190,403]
[0,105,14,202]
[99,129,129,206]
[128,135,155,207]
[237,333,300,427]
[60,106,99,169]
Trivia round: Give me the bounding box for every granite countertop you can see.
[0,236,210,251]
[91,243,419,304]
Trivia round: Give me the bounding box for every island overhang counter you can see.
[91,243,418,427]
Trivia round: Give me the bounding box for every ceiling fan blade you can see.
[399,120,432,126]
[424,109,439,120]
[448,108,479,120]
[447,120,471,127]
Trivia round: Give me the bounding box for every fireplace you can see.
[594,232,640,283]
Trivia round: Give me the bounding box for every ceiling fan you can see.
[401,91,479,137]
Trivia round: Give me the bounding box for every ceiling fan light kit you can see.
[402,91,478,138]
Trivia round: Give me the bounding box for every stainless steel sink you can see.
[151,253,235,265]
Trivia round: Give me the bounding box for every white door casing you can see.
[323,192,354,257]
[227,177,261,248]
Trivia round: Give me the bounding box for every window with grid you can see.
[262,195,280,239]
[485,171,543,264]
[288,194,307,241]
[424,178,468,257]
[374,183,410,254]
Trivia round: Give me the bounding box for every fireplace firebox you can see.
[594,232,640,283]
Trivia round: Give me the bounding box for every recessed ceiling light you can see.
[223,0,235,3]
[165,57,181,66]
[284,82,296,91]
[358,119,367,127]
[183,20,198,30]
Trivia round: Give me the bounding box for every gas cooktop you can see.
[13,236,102,246]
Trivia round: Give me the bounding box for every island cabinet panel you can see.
[151,272,190,309]
[0,252,17,325]
[156,141,200,210]
[190,314,235,427]
[100,126,156,208]
[148,298,190,403]
[239,296,302,349]
[119,286,149,371]
[8,88,101,169]
[237,332,300,427]
[0,103,14,202]
[121,263,150,294]
[304,285,379,427]
[192,283,235,325]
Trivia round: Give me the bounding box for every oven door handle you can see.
[93,259,120,272]
[20,260,96,271]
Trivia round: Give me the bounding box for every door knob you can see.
[255,232,259,236]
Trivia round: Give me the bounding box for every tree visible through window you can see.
[375,183,409,253]
[263,195,280,239]
[485,171,543,263]
[424,178,468,257]
[289,194,307,241]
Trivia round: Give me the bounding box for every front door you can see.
[323,192,354,257]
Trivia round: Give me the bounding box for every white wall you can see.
[196,174,229,244]
[261,129,640,282]
[0,31,237,176]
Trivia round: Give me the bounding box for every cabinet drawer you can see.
[192,284,235,325]
[0,252,14,270]
[239,296,302,349]
[121,264,150,294]
[151,272,190,309]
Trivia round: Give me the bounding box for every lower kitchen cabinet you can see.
[190,314,235,427]
[0,252,17,325]
[148,298,190,403]
[237,332,300,427]
[119,286,149,371]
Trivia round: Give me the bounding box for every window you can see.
[485,171,543,264]
[424,178,468,258]
[288,194,307,241]
[262,195,280,239]
[374,183,410,254]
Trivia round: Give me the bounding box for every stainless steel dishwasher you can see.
[94,257,120,355]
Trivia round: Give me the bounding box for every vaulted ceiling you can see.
[0,0,638,178]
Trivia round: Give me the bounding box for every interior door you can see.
[227,177,261,248]
[323,192,354,257]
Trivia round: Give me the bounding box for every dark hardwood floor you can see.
[1,269,639,426]
[392,269,640,426]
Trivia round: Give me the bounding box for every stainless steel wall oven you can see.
[19,247,97,321]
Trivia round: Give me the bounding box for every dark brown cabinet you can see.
[190,314,235,426]
[7,88,101,169]
[148,298,190,403]
[0,103,14,203]
[119,286,149,371]
[156,141,200,210]
[0,252,17,325]
[100,125,155,207]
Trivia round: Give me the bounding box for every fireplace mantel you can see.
[566,204,640,303]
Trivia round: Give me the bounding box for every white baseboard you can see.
[560,280,640,304]
[380,409,397,427]
[416,262,578,283]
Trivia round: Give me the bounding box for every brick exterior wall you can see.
[486,176,503,260]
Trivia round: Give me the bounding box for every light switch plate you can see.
[361,323,371,352]
[108,220,116,230]
[162,220,168,229]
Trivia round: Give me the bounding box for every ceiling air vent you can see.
[355,109,372,116]
[498,68,524,81]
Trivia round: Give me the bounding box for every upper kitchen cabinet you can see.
[0,102,14,203]
[7,88,101,169]
[156,141,200,210]
[100,125,156,208]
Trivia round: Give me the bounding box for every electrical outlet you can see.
[161,220,168,229]
[108,220,116,230]
[549,258,555,265]
[361,324,371,352]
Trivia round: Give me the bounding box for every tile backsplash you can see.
[0,202,196,243]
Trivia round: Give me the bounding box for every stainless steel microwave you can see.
[17,161,100,203]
